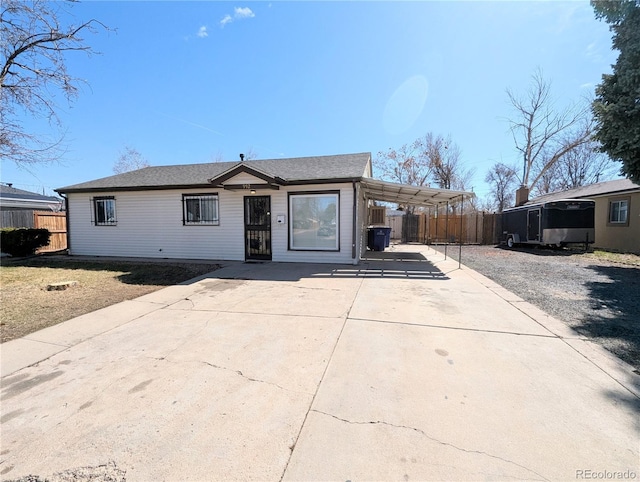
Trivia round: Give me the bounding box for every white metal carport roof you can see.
[360,178,473,207]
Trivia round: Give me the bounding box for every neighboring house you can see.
[530,178,640,253]
[0,184,63,211]
[0,184,64,229]
[56,153,470,264]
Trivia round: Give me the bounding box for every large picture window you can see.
[608,198,629,226]
[93,197,116,226]
[289,192,339,250]
[183,194,219,225]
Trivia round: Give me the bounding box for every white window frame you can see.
[93,197,117,226]
[608,198,629,226]
[288,192,339,251]
[183,194,219,225]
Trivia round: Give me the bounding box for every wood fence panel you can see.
[34,211,67,252]
[386,215,403,239]
[1,210,34,228]
[369,206,386,225]
[390,211,506,246]
[398,211,503,245]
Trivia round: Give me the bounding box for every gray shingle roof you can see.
[529,178,640,204]
[0,185,62,203]
[56,153,372,193]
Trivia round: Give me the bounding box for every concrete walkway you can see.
[1,245,638,481]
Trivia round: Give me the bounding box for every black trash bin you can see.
[368,227,387,251]
[380,227,392,247]
[367,228,375,250]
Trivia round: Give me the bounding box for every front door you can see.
[244,196,272,261]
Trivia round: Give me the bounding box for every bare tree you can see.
[1,0,107,166]
[532,161,560,196]
[418,133,474,191]
[243,147,259,161]
[375,140,432,186]
[485,162,518,212]
[113,146,150,174]
[507,69,593,193]
[210,151,225,163]
[376,133,473,213]
[375,133,472,191]
[554,140,616,189]
[531,140,616,197]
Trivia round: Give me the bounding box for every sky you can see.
[1,0,620,202]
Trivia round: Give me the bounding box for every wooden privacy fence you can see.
[397,211,502,245]
[34,211,67,252]
[1,210,34,228]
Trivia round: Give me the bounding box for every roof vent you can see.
[239,153,245,161]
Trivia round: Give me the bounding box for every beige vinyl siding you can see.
[222,173,268,186]
[593,191,640,254]
[67,189,244,260]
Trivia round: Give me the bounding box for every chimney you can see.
[515,186,530,206]
[239,153,245,161]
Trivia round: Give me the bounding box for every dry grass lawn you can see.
[0,257,220,343]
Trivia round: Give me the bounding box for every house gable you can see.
[208,163,284,191]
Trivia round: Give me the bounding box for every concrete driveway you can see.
[1,245,638,481]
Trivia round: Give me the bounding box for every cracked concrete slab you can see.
[284,410,550,481]
[284,318,639,481]
[1,308,344,480]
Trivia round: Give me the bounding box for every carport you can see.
[359,178,473,265]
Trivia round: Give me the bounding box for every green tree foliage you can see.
[592,0,640,183]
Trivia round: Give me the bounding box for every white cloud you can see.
[197,26,208,38]
[234,7,255,19]
[220,7,255,27]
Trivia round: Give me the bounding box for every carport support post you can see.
[459,195,463,269]
[444,201,449,260]
[435,204,439,248]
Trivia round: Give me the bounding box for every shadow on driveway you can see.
[578,264,640,372]
[213,252,450,283]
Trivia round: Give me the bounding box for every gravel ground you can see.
[431,244,640,372]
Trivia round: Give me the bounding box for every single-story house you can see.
[56,153,471,264]
[529,178,640,253]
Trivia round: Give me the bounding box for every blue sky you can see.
[2,1,618,200]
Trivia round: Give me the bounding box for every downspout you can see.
[352,181,357,263]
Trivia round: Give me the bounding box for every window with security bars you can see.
[93,197,117,226]
[183,194,219,225]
